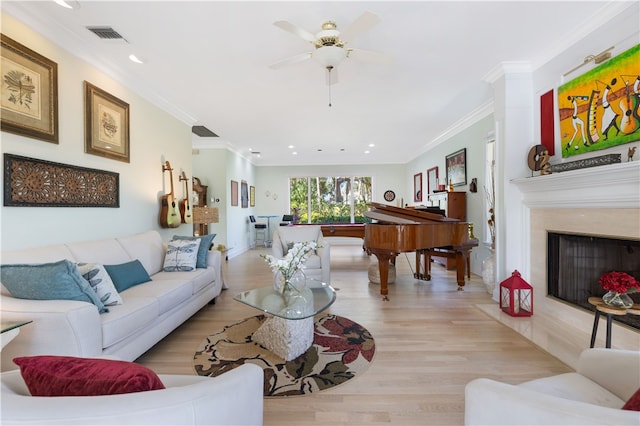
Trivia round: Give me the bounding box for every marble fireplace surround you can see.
[480,161,640,368]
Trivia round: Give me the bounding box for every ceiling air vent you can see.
[192,126,219,137]
[86,26,126,41]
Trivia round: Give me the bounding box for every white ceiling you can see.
[2,0,623,166]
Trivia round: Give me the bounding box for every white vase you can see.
[482,249,496,294]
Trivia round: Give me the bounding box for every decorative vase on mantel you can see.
[602,291,634,309]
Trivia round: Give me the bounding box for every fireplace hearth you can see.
[547,232,640,330]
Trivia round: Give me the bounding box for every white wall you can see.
[1,13,194,251]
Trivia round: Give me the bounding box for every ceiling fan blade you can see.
[340,11,380,43]
[269,52,313,69]
[347,48,391,64]
[273,20,316,43]
[325,67,339,86]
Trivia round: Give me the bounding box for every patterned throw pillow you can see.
[163,238,201,272]
[0,259,107,314]
[171,234,216,268]
[76,263,123,306]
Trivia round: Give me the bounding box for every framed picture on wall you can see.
[84,81,130,163]
[0,34,58,144]
[230,180,238,206]
[240,181,248,208]
[250,185,255,207]
[445,148,467,187]
[414,172,422,202]
[427,166,438,195]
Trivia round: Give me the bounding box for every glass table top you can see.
[234,279,336,320]
[1,320,32,334]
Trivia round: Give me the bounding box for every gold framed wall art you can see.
[0,34,58,144]
[84,81,130,163]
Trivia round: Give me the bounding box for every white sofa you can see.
[464,348,640,425]
[1,363,263,425]
[272,225,330,284]
[1,230,223,369]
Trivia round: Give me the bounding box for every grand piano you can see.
[364,202,479,300]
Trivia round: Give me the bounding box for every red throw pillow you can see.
[13,355,165,396]
[622,387,640,411]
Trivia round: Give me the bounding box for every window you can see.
[289,176,372,223]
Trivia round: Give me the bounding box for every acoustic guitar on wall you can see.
[179,171,193,224]
[159,161,180,228]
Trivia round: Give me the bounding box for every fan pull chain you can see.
[327,66,333,107]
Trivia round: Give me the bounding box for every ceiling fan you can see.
[269,11,390,85]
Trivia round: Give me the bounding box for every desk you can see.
[588,297,640,348]
[257,215,278,245]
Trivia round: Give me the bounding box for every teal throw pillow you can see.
[172,234,216,268]
[104,260,152,293]
[0,260,107,313]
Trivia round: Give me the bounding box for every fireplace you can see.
[547,232,640,330]
[505,161,640,365]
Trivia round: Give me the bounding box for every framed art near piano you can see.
[413,172,422,202]
[427,166,438,195]
[446,148,467,187]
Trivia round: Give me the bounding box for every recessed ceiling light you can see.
[288,145,295,149]
[128,54,144,64]
[364,150,370,154]
[368,143,375,147]
[292,152,298,155]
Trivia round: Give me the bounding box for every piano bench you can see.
[423,248,470,279]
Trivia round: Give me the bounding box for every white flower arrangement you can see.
[261,241,319,291]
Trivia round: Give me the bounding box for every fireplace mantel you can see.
[511,161,640,209]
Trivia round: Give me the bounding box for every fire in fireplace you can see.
[547,232,640,330]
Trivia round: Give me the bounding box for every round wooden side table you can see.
[588,296,640,348]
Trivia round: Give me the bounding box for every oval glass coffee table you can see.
[234,279,336,361]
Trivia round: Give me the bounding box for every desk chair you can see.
[249,215,267,247]
[280,215,294,226]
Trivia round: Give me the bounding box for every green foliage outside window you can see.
[289,176,372,224]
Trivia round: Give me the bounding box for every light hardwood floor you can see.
[137,243,572,425]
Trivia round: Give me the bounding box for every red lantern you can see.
[499,270,533,317]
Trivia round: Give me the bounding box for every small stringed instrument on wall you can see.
[159,161,180,228]
[179,171,193,224]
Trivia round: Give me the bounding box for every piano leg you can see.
[369,250,396,301]
[455,250,469,291]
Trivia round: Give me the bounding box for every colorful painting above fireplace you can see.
[557,43,639,158]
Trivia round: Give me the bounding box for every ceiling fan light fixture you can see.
[313,45,346,68]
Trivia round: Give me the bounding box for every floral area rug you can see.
[193,314,375,397]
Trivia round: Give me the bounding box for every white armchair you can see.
[272,225,330,284]
[1,363,264,425]
[464,348,640,425]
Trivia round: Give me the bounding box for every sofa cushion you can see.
[105,260,152,292]
[117,231,165,275]
[66,238,132,266]
[163,239,201,272]
[120,280,192,315]
[77,263,123,306]
[153,268,216,294]
[520,372,625,408]
[172,234,216,268]
[623,387,640,411]
[100,296,159,348]
[13,355,165,396]
[0,260,107,314]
